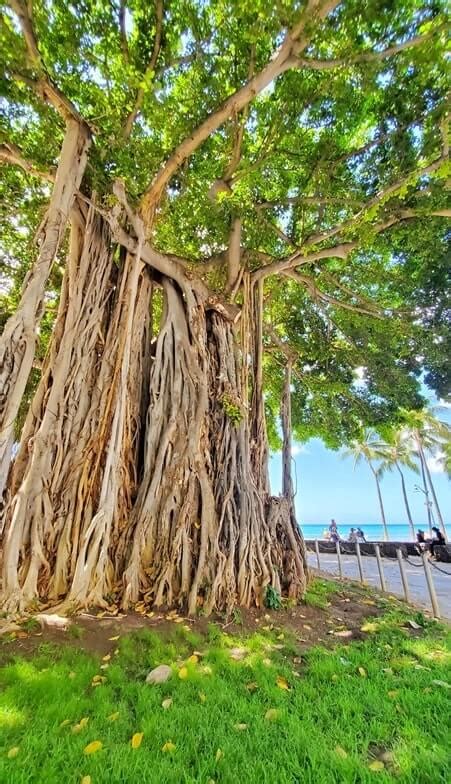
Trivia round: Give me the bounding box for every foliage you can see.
[264,584,282,610]
[1,0,450,452]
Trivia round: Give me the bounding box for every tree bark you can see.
[0,120,90,501]
[396,462,415,540]
[370,463,389,541]
[417,437,447,541]
[2,234,307,613]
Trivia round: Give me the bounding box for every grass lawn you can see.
[0,580,450,783]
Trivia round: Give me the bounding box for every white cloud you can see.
[426,452,445,474]
[291,443,309,456]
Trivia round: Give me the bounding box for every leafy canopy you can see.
[1,0,449,445]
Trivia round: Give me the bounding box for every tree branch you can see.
[284,269,385,318]
[8,0,91,131]
[122,0,164,139]
[119,0,130,63]
[0,141,55,182]
[140,0,340,221]
[292,29,438,71]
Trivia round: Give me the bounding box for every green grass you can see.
[0,592,450,783]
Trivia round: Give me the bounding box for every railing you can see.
[305,539,450,619]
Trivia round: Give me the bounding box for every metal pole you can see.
[421,552,441,619]
[355,541,364,583]
[374,544,386,592]
[396,548,411,603]
[314,539,321,570]
[336,541,343,579]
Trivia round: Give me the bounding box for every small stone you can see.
[230,647,246,660]
[146,664,172,684]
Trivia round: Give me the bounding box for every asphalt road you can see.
[306,550,451,621]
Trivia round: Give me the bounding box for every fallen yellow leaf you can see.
[188,654,198,664]
[358,667,367,678]
[72,717,89,733]
[91,675,106,686]
[215,748,224,762]
[335,745,348,759]
[202,665,213,675]
[265,708,281,721]
[7,747,19,759]
[276,676,290,691]
[276,633,285,640]
[178,666,188,680]
[198,692,206,703]
[131,732,143,749]
[387,690,399,699]
[368,760,385,771]
[246,681,258,691]
[69,671,76,679]
[107,712,119,722]
[162,698,173,710]
[81,777,92,784]
[108,635,120,641]
[233,723,248,731]
[59,719,71,728]
[361,622,379,633]
[162,741,176,753]
[83,740,102,755]
[102,654,111,662]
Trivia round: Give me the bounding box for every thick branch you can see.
[141,0,339,216]
[9,0,90,130]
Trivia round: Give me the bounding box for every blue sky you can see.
[268,409,451,527]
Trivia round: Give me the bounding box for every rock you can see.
[146,664,172,684]
[229,647,246,660]
[36,613,70,630]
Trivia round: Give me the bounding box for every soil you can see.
[0,580,392,664]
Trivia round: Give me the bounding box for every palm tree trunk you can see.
[370,462,389,541]
[417,449,433,536]
[396,462,415,540]
[417,436,447,541]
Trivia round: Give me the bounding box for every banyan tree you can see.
[0,0,449,613]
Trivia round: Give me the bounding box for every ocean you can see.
[300,523,451,542]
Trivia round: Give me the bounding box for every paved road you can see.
[306,550,451,621]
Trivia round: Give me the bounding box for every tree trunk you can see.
[280,361,308,595]
[416,437,434,537]
[370,463,389,541]
[2,235,307,613]
[1,203,151,611]
[122,276,307,614]
[0,120,90,501]
[416,435,447,541]
[396,462,415,540]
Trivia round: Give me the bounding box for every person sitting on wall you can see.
[429,526,446,559]
[329,519,341,543]
[348,528,358,543]
[415,529,427,555]
[356,527,366,542]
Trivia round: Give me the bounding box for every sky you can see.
[268,408,451,528]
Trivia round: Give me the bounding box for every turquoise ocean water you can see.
[300,523,451,542]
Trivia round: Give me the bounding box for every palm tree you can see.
[379,429,418,540]
[343,431,389,541]
[402,409,450,541]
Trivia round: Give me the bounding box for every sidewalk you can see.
[306,550,451,620]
